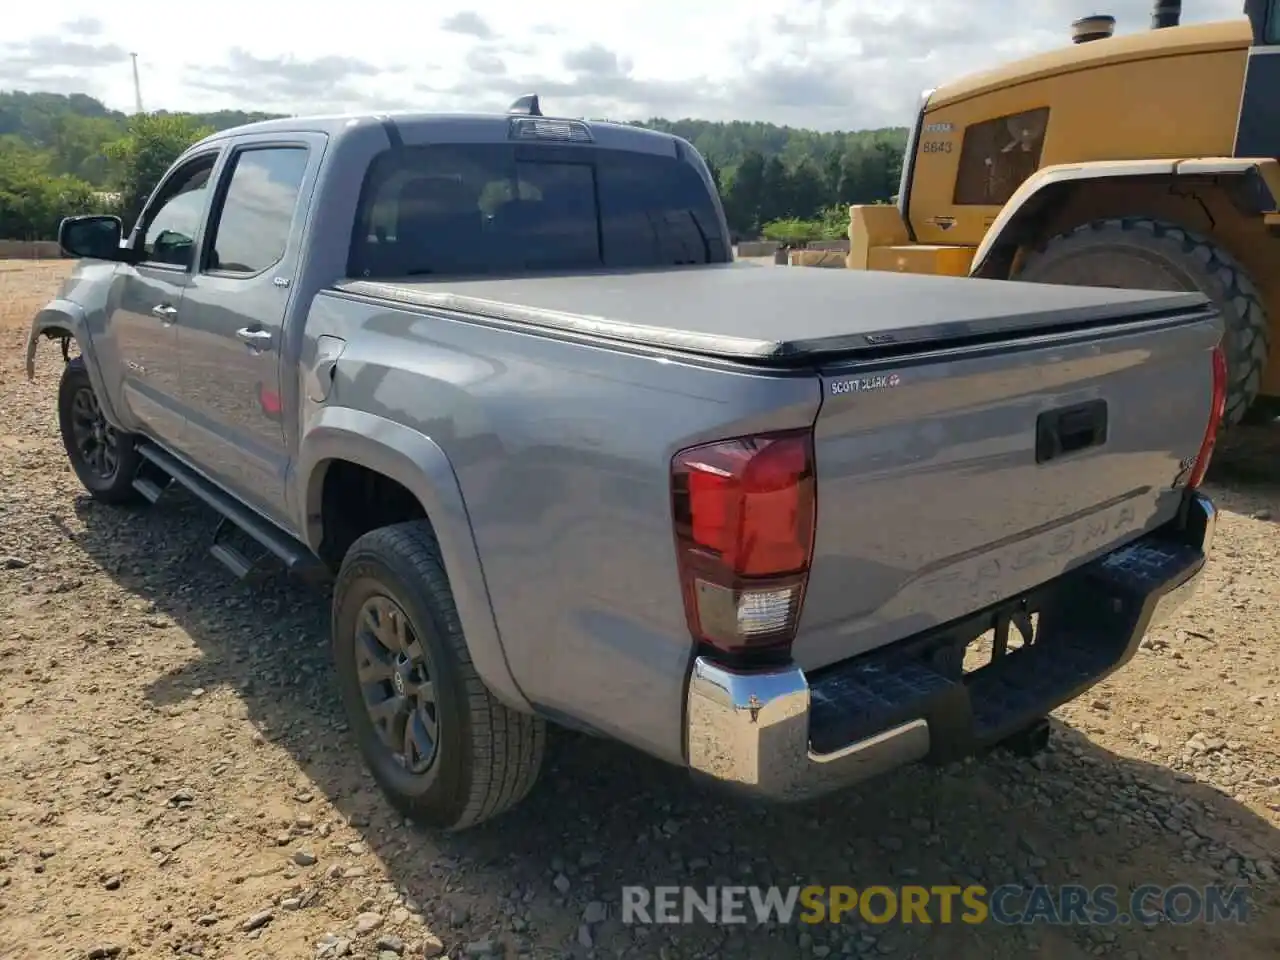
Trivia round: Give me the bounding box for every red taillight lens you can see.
[1186,343,1227,490]
[671,430,817,655]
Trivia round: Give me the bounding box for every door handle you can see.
[1035,399,1108,463]
[236,327,274,350]
[151,304,178,321]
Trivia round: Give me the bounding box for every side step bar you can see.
[210,518,256,580]
[135,443,329,583]
[132,473,169,504]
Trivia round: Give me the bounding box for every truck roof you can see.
[191,109,688,157]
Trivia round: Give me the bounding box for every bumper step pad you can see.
[807,536,1204,761]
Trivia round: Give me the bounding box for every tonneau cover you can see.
[336,262,1210,365]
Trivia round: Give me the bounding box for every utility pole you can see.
[130,53,144,114]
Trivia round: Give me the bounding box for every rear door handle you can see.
[151,304,178,321]
[236,327,274,350]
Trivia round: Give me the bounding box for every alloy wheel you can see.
[68,386,120,481]
[354,594,440,774]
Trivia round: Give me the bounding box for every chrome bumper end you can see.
[685,658,930,802]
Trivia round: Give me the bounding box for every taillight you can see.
[670,429,817,656]
[1186,343,1227,490]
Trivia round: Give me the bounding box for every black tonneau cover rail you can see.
[333,262,1213,367]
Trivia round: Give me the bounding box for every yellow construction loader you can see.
[847,0,1280,426]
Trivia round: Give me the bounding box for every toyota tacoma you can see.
[27,97,1222,830]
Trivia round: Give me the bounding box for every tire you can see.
[1015,217,1271,429]
[331,521,545,831]
[57,358,145,504]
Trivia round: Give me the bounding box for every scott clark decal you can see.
[829,373,901,396]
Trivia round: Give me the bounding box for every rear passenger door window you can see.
[204,147,310,275]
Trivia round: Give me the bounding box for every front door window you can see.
[139,158,215,268]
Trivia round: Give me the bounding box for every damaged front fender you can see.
[25,299,123,426]
[25,300,86,380]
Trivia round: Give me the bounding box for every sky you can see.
[1,0,1251,132]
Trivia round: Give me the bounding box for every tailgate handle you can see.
[1036,399,1108,463]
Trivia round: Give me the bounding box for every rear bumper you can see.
[685,492,1215,801]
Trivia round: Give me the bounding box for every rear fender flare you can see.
[296,407,533,714]
[25,300,124,427]
[970,158,1280,279]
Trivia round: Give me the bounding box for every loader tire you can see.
[1015,217,1271,429]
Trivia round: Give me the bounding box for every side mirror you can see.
[58,215,127,261]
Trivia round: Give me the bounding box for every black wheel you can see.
[1015,217,1271,429]
[332,521,545,831]
[57,358,144,504]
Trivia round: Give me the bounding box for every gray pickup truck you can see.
[28,97,1224,831]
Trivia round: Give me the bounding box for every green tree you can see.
[760,218,821,245]
[723,151,766,235]
[759,156,791,226]
[788,159,828,221]
[705,159,723,197]
[105,113,214,231]
[818,204,851,240]
[873,140,903,197]
[48,113,124,183]
[823,149,844,200]
[0,135,97,239]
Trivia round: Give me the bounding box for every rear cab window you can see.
[347,136,728,279]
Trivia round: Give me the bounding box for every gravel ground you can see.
[1,261,1279,959]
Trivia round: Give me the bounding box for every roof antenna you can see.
[507,94,542,117]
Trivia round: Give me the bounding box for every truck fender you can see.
[296,406,533,714]
[25,300,125,428]
[970,157,1280,279]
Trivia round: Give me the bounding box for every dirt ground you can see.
[1,259,1278,960]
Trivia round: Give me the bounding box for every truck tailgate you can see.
[794,307,1221,672]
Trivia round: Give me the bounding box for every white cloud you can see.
[0,0,1251,131]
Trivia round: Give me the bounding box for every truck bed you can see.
[336,262,1211,365]
[310,254,1223,759]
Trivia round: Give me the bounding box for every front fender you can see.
[970,157,1280,278]
[25,299,124,427]
[295,406,533,714]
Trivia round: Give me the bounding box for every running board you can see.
[135,444,329,583]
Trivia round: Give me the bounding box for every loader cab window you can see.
[1268,0,1280,43]
[348,142,728,279]
[952,107,1050,207]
